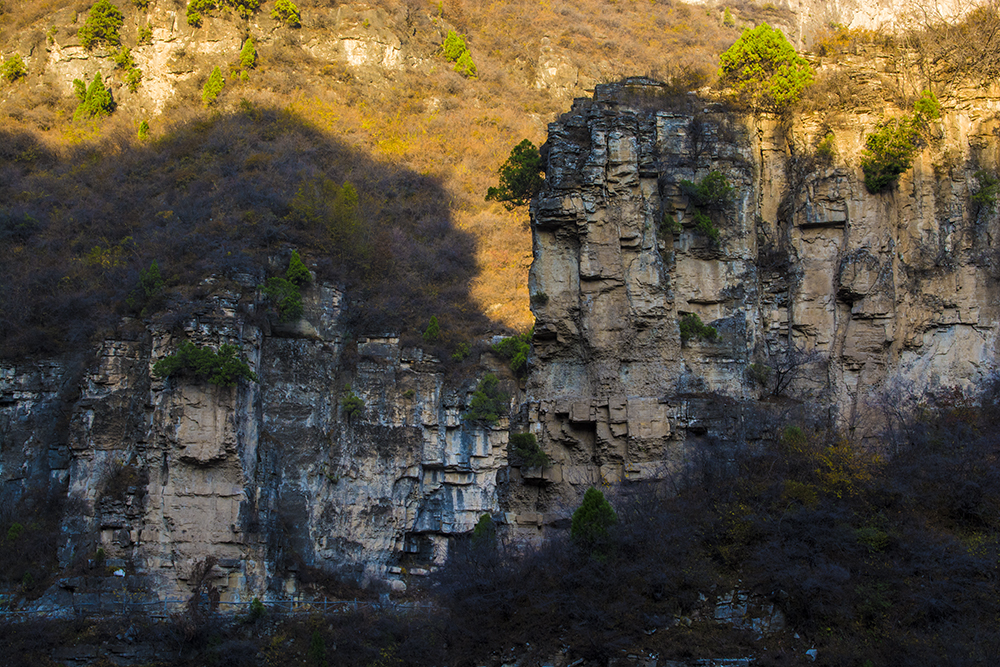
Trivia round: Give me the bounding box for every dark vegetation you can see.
[485,138,543,209]
[3,373,999,665]
[461,372,509,425]
[0,107,489,358]
[152,341,258,386]
[678,312,718,342]
[434,380,1000,666]
[509,431,549,466]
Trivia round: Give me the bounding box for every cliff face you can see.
[3,72,1000,608]
[523,77,1000,522]
[1,277,510,608]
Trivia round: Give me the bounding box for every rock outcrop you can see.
[517,77,999,535]
[3,71,1000,608]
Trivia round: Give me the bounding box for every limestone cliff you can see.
[3,68,1000,609]
[1,275,511,608]
[520,76,999,528]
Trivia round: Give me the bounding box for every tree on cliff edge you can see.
[486,139,544,210]
[718,23,813,111]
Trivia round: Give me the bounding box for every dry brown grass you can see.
[0,0,759,346]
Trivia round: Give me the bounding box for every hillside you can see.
[0,0,772,357]
[4,1,1000,666]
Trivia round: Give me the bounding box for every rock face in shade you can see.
[2,77,999,608]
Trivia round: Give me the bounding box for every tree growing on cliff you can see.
[485,139,544,210]
[78,0,124,49]
[462,373,509,425]
[718,23,814,111]
[860,117,921,193]
[152,341,258,386]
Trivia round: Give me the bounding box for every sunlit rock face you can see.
[519,78,999,537]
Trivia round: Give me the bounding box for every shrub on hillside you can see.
[340,386,364,419]
[126,259,165,317]
[679,313,718,342]
[72,73,115,121]
[1,54,27,83]
[78,0,124,50]
[485,139,543,210]
[972,169,1000,212]
[422,315,440,343]
[202,66,225,105]
[718,23,814,110]
[491,329,531,377]
[441,30,477,78]
[510,432,549,467]
[239,37,257,70]
[571,487,618,553]
[271,0,300,27]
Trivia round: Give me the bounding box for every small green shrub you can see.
[679,313,718,342]
[722,7,735,27]
[972,169,1000,212]
[463,373,509,425]
[285,249,311,286]
[692,210,720,243]
[78,0,124,49]
[529,291,549,307]
[510,432,549,467]
[659,212,681,237]
[571,487,618,550]
[679,170,735,209]
[137,119,150,141]
[247,597,266,621]
[485,139,543,209]
[202,66,225,105]
[1,54,27,83]
[125,67,142,92]
[856,525,890,553]
[718,23,814,110]
[261,277,302,321]
[816,132,836,161]
[341,386,364,419]
[271,0,301,27]
[450,341,470,362]
[471,513,497,546]
[913,89,941,121]
[441,30,477,77]
[860,117,920,193]
[491,329,531,377]
[132,0,149,8]
[239,37,257,70]
[6,522,24,542]
[113,45,134,70]
[225,0,261,19]
[72,73,115,121]
[138,24,153,45]
[422,315,440,343]
[187,0,215,26]
[307,630,327,667]
[152,341,258,386]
